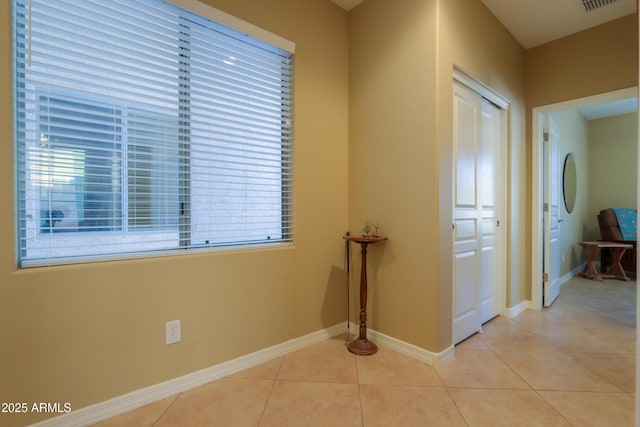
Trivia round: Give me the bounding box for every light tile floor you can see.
[94,276,636,426]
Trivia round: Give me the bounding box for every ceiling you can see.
[330,0,363,11]
[330,0,637,118]
[330,0,636,49]
[484,0,637,118]
[578,98,638,120]
[480,0,636,49]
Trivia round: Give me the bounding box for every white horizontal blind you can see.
[14,0,294,266]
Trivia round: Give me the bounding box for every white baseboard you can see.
[32,321,455,427]
[559,263,585,286]
[348,322,455,366]
[30,322,348,427]
[502,299,531,318]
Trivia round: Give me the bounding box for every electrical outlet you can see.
[166,320,181,345]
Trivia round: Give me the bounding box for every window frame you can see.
[14,0,295,267]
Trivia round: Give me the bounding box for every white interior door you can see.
[452,82,503,344]
[543,117,561,307]
[479,100,502,323]
[452,83,480,344]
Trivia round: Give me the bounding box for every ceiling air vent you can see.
[582,0,618,12]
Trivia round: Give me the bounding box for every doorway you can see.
[531,87,638,309]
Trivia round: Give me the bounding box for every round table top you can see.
[343,235,388,244]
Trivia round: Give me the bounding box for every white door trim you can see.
[530,87,637,310]
[453,67,509,110]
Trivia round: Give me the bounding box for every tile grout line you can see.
[432,358,471,427]
[532,390,577,427]
[256,356,285,426]
[150,393,181,427]
[354,354,365,427]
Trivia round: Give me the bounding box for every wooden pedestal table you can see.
[344,235,388,355]
[579,241,633,282]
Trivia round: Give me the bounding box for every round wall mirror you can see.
[563,153,577,213]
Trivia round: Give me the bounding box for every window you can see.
[14,0,294,266]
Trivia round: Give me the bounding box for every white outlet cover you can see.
[166,319,181,344]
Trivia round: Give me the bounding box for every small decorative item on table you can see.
[343,233,388,355]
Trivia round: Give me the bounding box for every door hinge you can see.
[496,220,500,227]
[543,202,549,212]
[543,132,549,142]
[543,272,549,282]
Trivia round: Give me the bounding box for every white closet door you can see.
[452,83,481,344]
[452,82,502,344]
[478,99,501,323]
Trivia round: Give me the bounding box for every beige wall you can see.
[348,0,439,351]
[526,15,638,109]
[0,1,349,425]
[588,113,639,232]
[437,0,528,316]
[348,0,526,352]
[525,13,637,300]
